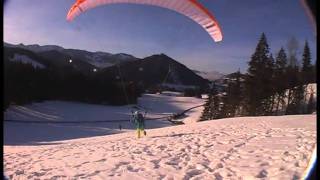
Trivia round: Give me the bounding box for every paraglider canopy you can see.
[66,0,223,42]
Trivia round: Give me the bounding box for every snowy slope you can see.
[194,70,225,81]
[84,53,114,68]
[83,53,137,68]
[4,94,204,145]
[113,53,136,61]
[3,114,316,179]
[10,54,46,69]
[4,43,64,53]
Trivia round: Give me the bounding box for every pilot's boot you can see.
[137,129,141,138]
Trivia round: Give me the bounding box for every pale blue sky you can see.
[4,0,316,73]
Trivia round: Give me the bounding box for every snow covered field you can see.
[3,94,316,179]
[4,93,204,145]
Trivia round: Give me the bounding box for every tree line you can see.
[4,60,142,110]
[200,33,316,121]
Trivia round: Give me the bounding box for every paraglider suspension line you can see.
[116,62,130,105]
[162,64,171,86]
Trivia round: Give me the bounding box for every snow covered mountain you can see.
[101,54,210,90]
[4,46,97,73]
[61,49,137,68]
[9,54,46,69]
[4,42,209,89]
[4,42,64,53]
[4,42,137,68]
[193,70,225,81]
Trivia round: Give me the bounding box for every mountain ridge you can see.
[4,42,138,69]
[4,42,210,90]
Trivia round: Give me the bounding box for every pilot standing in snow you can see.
[132,110,147,138]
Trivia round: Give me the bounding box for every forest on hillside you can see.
[201,33,317,120]
[3,60,142,110]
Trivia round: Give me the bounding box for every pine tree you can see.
[233,70,244,115]
[211,93,222,119]
[220,70,243,117]
[273,48,288,115]
[285,40,312,115]
[285,65,299,113]
[244,33,271,115]
[200,83,219,121]
[263,53,275,114]
[286,66,305,115]
[200,93,213,121]
[300,41,313,113]
[301,41,313,84]
[218,91,228,118]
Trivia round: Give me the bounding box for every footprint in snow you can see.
[186,169,204,178]
[94,158,106,163]
[157,145,167,150]
[32,171,47,177]
[150,159,161,168]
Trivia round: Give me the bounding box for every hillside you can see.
[193,70,225,81]
[4,42,137,69]
[3,46,97,74]
[101,54,210,90]
[4,114,316,179]
[4,43,209,90]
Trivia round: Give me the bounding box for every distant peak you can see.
[112,53,137,60]
[159,53,169,57]
[147,53,171,59]
[28,44,41,47]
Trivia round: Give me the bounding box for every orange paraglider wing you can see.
[66,0,223,42]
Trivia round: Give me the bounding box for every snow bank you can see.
[4,115,316,179]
